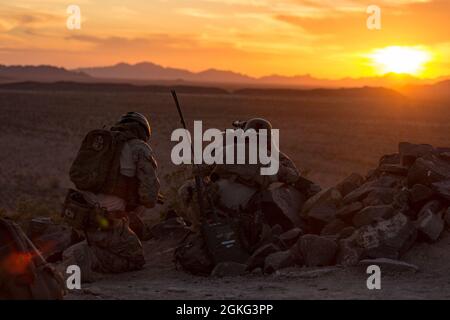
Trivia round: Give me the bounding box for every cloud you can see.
[0,0,447,78]
[275,0,450,47]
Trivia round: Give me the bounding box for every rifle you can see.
[171,90,248,265]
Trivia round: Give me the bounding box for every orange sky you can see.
[0,0,449,79]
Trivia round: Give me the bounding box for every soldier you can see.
[175,118,303,274]
[178,118,300,231]
[62,112,160,280]
[214,117,300,187]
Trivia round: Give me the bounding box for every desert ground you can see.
[1,87,450,299]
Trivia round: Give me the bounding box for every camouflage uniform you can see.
[64,116,159,278]
[177,119,300,230]
[119,136,160,209]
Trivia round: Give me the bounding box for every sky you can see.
[0,0,449,79]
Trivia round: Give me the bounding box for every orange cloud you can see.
[0,0,448,79]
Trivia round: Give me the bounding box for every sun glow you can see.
[370,46,432,76]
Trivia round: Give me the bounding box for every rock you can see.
[352,205,395,228]
[258,184,305,230]
[417,212,444,241]
[392,189,410,210]
[307,205,338,229]
[336,202,363,221]
[294,176,322,198]
[246,243,280,271]
[416,206,445,242]
[263,250,295,274]
[279,228,303,248]
[338,226,356,239]
[379,153,401,166]
[359,258,419,273]
[362,188,395,206]
[321,219,348,236]
[365,169,378,181]
[343,176,400,204]
[301,187,341,217]
[436,147,450,154]
[271,224,283,236]
[150,217,188,240]
[277,267,341,279]
[211,262,247,277]
[27,217,76,262]
[445,208,450,228]
[301,188,342,228]
[407,153,450,187]
[378,164,409,176]
[399,142,434,167]
[336,238,362,266]
[431,180,450,201]
[355,213,417,259]
[298,234,337,267]
[440,151,450,161]
[288,241,304,266]
[418,200,444,216]
[336,173,364,197]
[409,184,434,204]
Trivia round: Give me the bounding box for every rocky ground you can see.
[43,142,450,299]
[65,231,450,300]
[2,90,450,300]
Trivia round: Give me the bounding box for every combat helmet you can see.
[244,118,272,131]
[117,112,151,139]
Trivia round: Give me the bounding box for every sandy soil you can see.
[1,89,449,300]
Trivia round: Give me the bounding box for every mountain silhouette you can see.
[0,65,90,83]
[76,62,447,88]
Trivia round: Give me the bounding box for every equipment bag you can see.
[0,218,65,300]
[174,232,215,276]
[62,189,108,231]
[69,129,128,193]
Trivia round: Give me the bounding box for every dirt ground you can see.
[66,231,450,300]
[1,89,449,213]
[1,88,450,299]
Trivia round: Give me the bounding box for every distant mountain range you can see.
[0,65,90,83]
[0,63,449,99]
[76,62,448,88]
[400,79,450,100]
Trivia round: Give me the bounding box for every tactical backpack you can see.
[0,218,66,300]
[69,129,128,193]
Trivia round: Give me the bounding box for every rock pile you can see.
[244,142,450,274]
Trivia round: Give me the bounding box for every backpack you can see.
[0,218,66,300]
[69,129,128,193]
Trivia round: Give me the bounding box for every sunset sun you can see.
[370,46,432,76]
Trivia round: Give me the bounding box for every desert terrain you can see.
[1,86,450,299]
